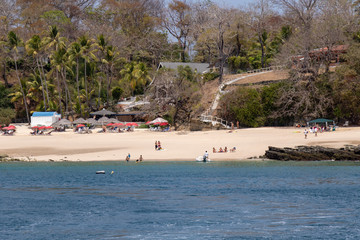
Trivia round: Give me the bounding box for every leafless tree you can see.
[162,0,193,62]
[272,0,319,78]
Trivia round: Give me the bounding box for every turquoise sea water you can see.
[1,161,360,239]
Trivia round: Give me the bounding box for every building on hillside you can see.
[292,45,348,66]
[31,112,61,127]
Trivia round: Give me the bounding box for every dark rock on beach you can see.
[265,145,360,161]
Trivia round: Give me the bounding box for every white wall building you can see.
[31,112,61,127]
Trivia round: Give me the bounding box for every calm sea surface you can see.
[1,161,360,239]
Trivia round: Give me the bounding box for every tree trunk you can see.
[106,68,110,107]
[36,57,47,111]
[76,57,81,109]
[218,33,225,84]
[84,58,89,110]
[56,69,63,116]
[14,59,30,123]
[259,35,266,68]
[39,60,51,109]
[98,63,104,109]
[2,61,9,88]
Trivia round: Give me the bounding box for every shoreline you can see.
[1,125,359,162]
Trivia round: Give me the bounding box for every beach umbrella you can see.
[149,117,168,125]
[32,126,40,129]
[109,118,120,123]
[73,118,87,124]
[115,122,125,126]
[126,122,138,127]
[45,126,53,129]
[159,122,169,126]
[52,118,72,127]
[7,125,16,130]
[77,124,85,128]
[98,116,111,125]
[90,108,116,116]
[106,123,115,126]
[86,118,98,125]
[146,121,152,125]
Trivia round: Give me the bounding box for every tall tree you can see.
[7,31,30,123]
[68,41,82,109]
[162,0,192,62]
[26,35,49,111]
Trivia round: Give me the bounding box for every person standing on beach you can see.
[155,141,158,150]
[304,129,308,139]
[203,151,209,162]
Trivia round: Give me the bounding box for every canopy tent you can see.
[308,118,334,123]
[90,108,116,116]
[73,118,87,124]
[307,118,335,127]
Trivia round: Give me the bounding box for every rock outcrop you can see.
[265,145,360,161]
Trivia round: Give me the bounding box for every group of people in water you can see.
[155,141,162,150]
[125,153,143,162]
[213,146,236,153]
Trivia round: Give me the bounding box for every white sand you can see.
[1,125,359,161]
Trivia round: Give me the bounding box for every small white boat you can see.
[196,156,211,162]
[96,170,106,174]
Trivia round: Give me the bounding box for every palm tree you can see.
[49,48,66,115]
[44,26,68,115]
[68,42,82,109]
[7,31,30,123]
[103,45,119,106]
[120,62,151,96]
[94,34,108,108]
[26,35,49,111]
[79,35,97,110]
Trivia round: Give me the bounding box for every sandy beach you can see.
[0,125,359,161]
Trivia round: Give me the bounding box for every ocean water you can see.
[1,161,360,240]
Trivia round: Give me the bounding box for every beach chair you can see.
[343,121,349,127]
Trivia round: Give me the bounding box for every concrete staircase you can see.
[200,66,283,128]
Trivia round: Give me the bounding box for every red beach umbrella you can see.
[115,122,125,126]
[77,124,85,128]
[126,122,138,127]
[7,125,16,130]
[146,121,152,125]
[159,122,168,126]
[45,126,53,129]
[106,123,114,126]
